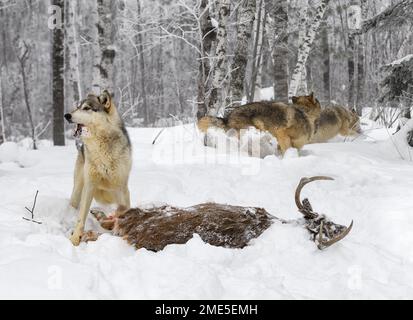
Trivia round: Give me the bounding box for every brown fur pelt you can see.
[83,177,353,251]
[90,204,275,251]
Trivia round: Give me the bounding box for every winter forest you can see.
[0,0,412,144]
[1,0,413,300]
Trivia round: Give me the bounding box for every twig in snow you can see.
[23,190,42,224]
[152,128,166,145]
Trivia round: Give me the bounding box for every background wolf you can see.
[311,106,361,143]
[198,94,321,155]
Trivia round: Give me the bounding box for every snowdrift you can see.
[0,121,413,299]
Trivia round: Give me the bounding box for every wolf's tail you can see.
[197,116,228,133]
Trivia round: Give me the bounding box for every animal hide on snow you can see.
[83,177,353,251]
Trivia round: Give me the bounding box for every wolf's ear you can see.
[99,90,112,110]
[309,92,316,103]
[292,96,298,104]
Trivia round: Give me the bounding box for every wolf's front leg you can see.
[115,187,131,216]
[70,153,84,209]
[273,129,292,156]
[70,182,94,246]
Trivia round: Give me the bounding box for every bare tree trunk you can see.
[196,0,216,119]
[171,43,184,115]
[321,20,331,103]
[97,0,116,93]
[68,0,81,102]
[0,66,5,143]
[296,1,308,95]
[17,42,37,149]
[356,0,368,115]
[92,1,101,94]
[157,6,164,115]
[249,0,265,103]
[0,7,7,72]
[208,0,230,116]
[289,0,330,99]
[266,0,289,102]
[52,0,65,146]
[64,0,79,110]
[137,0,149,126]
[226,0,256,112]
[347,32,356,108]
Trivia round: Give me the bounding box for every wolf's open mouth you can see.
[74,124,84,138]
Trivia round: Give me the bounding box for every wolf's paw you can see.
[69,201,79,210]
[70,229,83,246]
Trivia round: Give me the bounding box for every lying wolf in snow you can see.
[64,90,132,246]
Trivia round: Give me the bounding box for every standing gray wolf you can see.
[198,93,322,155]
[64,90,132,246]
[311,106,361,143]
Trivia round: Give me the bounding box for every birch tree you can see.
[296,1,308,96]
[249,0,265,102]
[266,0,289,102]
[136,0,149,126]
[288,0,330,99]
[321,17,331,102]
[356,0,368,114]
[16,42,37,149]
[0,66,4,143]
[92,2,101,94]
[227,0,256,112]
[97,0,116,93]
[3,0,413,133]
[52,0,65,146]
[208,0,230,116]
[196,0,216,119]
[347,3,359,109]
[65,0,81,106]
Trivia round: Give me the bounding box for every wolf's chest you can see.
[89,156,115,175]
[84,151,119,181]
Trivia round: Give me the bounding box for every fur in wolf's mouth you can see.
[74,124,84,138]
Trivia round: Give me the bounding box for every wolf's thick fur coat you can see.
[311,106,361,143]
[198,94,322,154]
[65,91,132,246]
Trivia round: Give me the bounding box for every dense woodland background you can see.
[0,0,412,147]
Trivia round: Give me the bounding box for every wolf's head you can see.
[64,90,117,137]
[292,93,322,119]
[197,116,227,133]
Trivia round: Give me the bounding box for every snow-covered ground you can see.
[1,118,413,299]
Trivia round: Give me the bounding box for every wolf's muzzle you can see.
[64,113,72,123]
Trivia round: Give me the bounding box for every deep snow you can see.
[1,118,413,299]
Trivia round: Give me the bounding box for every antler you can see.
[295,176,334,218]
[317,221,354,250]
[295,176,353,250]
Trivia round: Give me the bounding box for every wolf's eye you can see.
[83,107,91,111]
